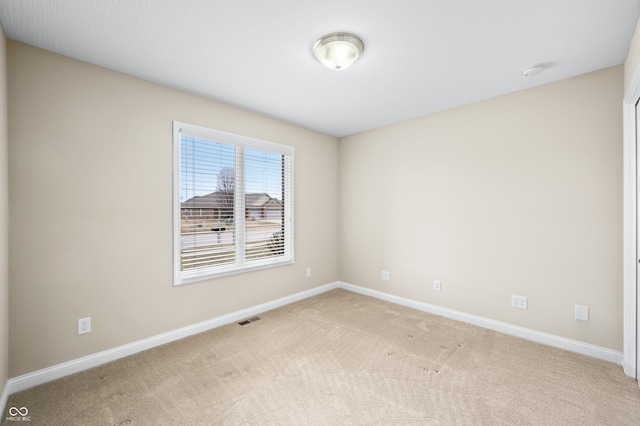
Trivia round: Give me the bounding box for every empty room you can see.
[2,0,640,424]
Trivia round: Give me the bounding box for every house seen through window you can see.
[173,121,293,285]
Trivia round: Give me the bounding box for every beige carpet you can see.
[3,289,640,425]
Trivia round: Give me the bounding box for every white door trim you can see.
[623,68,640,379]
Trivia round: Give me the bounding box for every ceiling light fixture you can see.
[313,32,364,71]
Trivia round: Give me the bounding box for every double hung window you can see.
[173,121,293,285]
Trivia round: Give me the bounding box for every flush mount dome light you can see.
[313,32,364,71]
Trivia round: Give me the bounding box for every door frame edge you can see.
[623,68,640,379]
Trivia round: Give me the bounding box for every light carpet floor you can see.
[3,289,640,425]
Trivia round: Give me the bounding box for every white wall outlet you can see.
[433,280,441,291]
[306,267,311,278]
[511,295,528,310]
[575,305,589,321]
[78,317,91,335]
[381,271,390,280]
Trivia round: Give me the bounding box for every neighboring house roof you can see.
[245,193,271,208]
[262,198,283,210]
[182,191,281,209]
[181,191,231,209]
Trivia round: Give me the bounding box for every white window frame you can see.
[173,121,294,285]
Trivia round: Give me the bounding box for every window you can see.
[173,121,293,285]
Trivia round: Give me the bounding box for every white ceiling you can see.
[1,0,639,137]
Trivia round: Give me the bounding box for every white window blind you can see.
[173,121,293,285]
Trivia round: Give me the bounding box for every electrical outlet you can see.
[433,280,441,291]
[306,267,311,278]
[511,295,528,310]
[381,271,390,280]
[78,317,91,335]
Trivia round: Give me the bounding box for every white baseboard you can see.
[6,282,340,394]
[5,280,624,397]
[338,282,623,365]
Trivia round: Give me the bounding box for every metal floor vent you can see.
[238,317,261,326]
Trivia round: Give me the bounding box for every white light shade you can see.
[313,33,364,71]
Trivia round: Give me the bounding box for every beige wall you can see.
[7,41,339,377]
[339,66,624,350]
[0,26,8,399]
[625,18,640,92]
